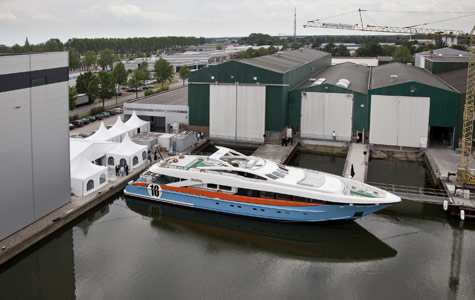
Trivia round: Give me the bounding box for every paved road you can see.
[70,77,187,117]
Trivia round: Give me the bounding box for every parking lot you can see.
[69,113,123,137]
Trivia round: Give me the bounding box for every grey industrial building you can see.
[0,52,71,240]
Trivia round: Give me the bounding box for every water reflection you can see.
[0,229,75,300]
[125,197,397,262]
[287,152,346,175]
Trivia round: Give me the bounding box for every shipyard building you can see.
[188,48,464,149]
[0,52,71,240]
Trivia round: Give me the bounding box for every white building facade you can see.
[0,52,71,240]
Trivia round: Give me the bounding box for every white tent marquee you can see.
[108,116,134,142]
[70,138,118,163]
[106,134,148,169]
[86,122,120,142]
[125,110,150,135]
[70,156,109,197]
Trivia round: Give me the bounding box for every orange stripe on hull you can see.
[131,182,321,207]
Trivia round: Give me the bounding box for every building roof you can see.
[239,48,329,73]
[370,62,457,92]
[416,47,468,57]
[434,68,468,93]
[294,62,370,94]
[135,86,188,105]
[426,56,468,63]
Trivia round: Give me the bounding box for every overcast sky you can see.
[1,0,474,46]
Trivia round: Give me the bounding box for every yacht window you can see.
[293,196,307,202]
[260,191,275,199]
[220,185,232,191]
[266,173,279,180]
[276,193,292,201]
[207,183,218,189]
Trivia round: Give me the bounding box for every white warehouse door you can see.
[370,95,430,148]
[210,85,266,143]
[236,86,266,143]
[210,85,237,140]
[300,92,353,141]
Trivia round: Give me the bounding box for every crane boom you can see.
[303,21,465,36]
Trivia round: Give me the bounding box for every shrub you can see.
[90,106,105,115]
[144,89,155,96]
[69,115,79,122]
[160,86,169,92]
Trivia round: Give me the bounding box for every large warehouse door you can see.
[370,95,430,148]
[210,85,237,140]
[236,86,266,143]
[300,92,353,141]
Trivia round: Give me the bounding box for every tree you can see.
[355,42,383,57]
[112,62,128,103]
[98,71,116,107]
[68,49,81,70]
[44,38,63,52]
[323,42,336,55]
[97,49,116,71]
[69,86,78,111]
[75,71,93,94]
[335,44,350,56]
[86,75,99,102]
[154,58,174,86]
[139,61,150,79]
[83,51,97,70]
[179,66,190,86]
[382,45,397,56]
[393,47,414,64]
[127,73,142,99]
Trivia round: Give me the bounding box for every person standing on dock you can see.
[115,165,119,176]
[120,165,125,177]
[125,164,129,176]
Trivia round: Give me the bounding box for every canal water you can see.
[1,154,475,300]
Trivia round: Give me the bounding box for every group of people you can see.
[115,163,129,177]
[196,132,205,140]
[147,149,159,162]
[281,136,294,147]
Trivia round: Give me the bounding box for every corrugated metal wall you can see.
[209,85,237,139]
[236,86,266,143]
[370,95,430,147]
[300,92,353,141]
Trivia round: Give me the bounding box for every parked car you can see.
[95,114,104,120]
[103,112,110,118]
[79,132,92,138]
[114,107,123,114]
[80,118,90,125]
[69,123,75,130]
[70,135,84,139]
[72,120,83,127]
[126,87,136,92]
[88,116,96,122]
[108,109,116,116]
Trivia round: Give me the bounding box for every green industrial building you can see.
[188,48,331,143]
[188,49,463,149]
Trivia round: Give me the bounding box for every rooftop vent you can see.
[335,79,350,89]
[299,48,304,52]
[390,74,398,81]
[311,78,326,86]
[309,78,316,82]
[277,51,283,56]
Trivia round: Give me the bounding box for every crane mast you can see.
[456,26,475,183]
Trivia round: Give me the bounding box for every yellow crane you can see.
[457,25,475,183]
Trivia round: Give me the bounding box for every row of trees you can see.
[0,36,205,55]
[234,46,279,58]
[70,57,181,109]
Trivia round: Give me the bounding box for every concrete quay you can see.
[342,143,369,183]
[425,147,475,219]
[0,161,154,266]
[252,141,299,164]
